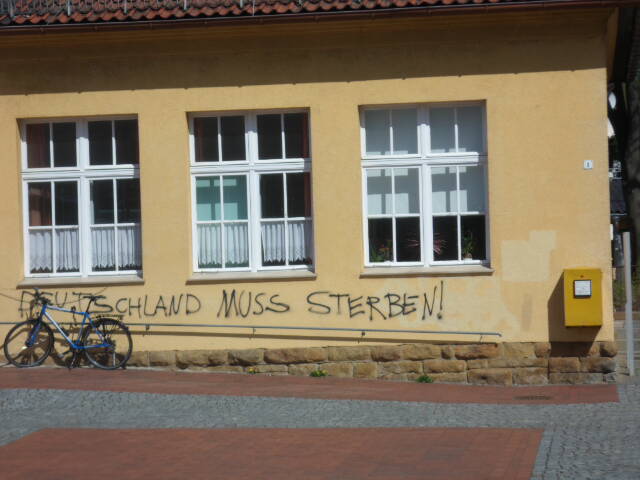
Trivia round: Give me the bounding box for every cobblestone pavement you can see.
[1,382,639,479]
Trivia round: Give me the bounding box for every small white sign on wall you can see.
[573,279,592,298]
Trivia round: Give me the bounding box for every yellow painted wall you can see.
[0,9,616,351]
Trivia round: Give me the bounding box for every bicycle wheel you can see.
[3,319,53,368]
[82,318,132,370]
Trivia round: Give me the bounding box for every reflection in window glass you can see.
[222,176,248,220]
[459,166,485,212]
[26,124,51,168]
[431,167,457,213]
[89,121,113,166]
[54,182,78,226]
[396,217,421,262]
[286,172,311,218]
[194,118,219,162]
[430,108,455,153]
[220,116,245,161]
[394,168,419,214]
[260,174,284,218]
[365,110,391,156]
[28,183,52,226]
[258,114,282,159]
[115,120,139,165]
[195,177,221,222]
[366,169,392,215]
[457,106,483,153]
[392,109,417,155]
[117,178,141,223]
[91,180,114,224]
[52,123,76,167]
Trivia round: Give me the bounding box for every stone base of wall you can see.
[126,341,619,385]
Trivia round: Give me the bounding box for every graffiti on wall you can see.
[17,281,444,321]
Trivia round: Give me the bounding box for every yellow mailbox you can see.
[563,268,602,327]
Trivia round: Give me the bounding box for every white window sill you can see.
[187,270,317,284]
[360,265,494,278]
[18,275,145,288]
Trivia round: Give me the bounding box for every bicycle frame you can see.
[29,303,109,351]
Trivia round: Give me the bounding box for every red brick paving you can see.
[0,367,619,404]
[0,427,543,480]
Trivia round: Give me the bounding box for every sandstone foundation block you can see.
[264,348,327,364]
[251,364,288,374]
[228,349,263,366]
[370,345,403,362]
[549,373,604,384]
[513,367,548,385]
[455,344,500,360]
[149,350,175,367]
[423,359,466,373]
[468,368,512,386]
[599,341,618,358]
[327,346,371,362]
[353,362,377,379]
[429,372,467,383]
[503,342,535,359]
[534,342,551,358]
[288,363,319,376]
[400,344,441,360]
[379,360,422,375]
[548,357,580,373]
[323,362,354,378]
[580,357,616,374]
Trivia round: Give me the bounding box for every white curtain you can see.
[198,223,222,267]
[198,223,249,267]
[55,228,79,272]
[29,229,52,272]
[262,220,312,263]
[261,222,285,263]
[91,227,115,270]
[288,220,313,262]
[118,225,142,269]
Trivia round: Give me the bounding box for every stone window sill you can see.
[187,270,317,284]
[18,275,145,289]
[360,265,494,278]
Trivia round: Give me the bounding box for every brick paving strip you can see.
[0,367,619,404]
[0,427,542,480]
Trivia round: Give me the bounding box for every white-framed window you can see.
[21,117,142,277]
[361,103,488,267]
[189,110,313,272]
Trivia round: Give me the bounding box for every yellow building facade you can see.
[0,4,622,383]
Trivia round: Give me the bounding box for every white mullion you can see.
[49,123,54,168]
[51,181,58,273]
[454,107,459,153]
[217,117,223,163]
[220,174,226,268]
[362,168,370,266]
[23,181,30,277]
[80,177,91,276]
[249,170,261,272]
[283,172,289,266]
[111,120,117,165]
[112,178,119,272]
[417,165,425,265]
[388,110,394,155]
[424,165,433,265]
[456,166,462,261]
[280,114,286,159]
[191,175,199,272]
[390,168,397,263]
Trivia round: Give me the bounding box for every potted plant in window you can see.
[462,231,475,260]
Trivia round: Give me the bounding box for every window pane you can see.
[261,221,286,266]
[117,178,141,223]
[197,223,222,269]
[55,228,79,272]
[430,108,455,153]
[257,114,282,160]
[28,183,51,227]
[461,215,486,260]
[433,216,458,261]
[29,230,52,273]
[91,227,116,271]
[195,177,221,222]
[458,106,483,153]
[118,225,142,270]
[394,168,419,214]
[52,122,76,167]
[223,175,248,220]
[431,167,457,214]
[286,172,311,218]
[220,116,245,161]
[368,218,392,263]
[459,165,485,212]
[392,109,417,155]
[288,219,313,265]
[224,222,249,267]
[89,121,113,166]
[364,110,391,156]
[194,117,219,162]
[260,174,284,219]
[366,168,392,215]
[115,120,139,165]
[396,217,421,262]
[26,124,51,168]
[91,180,114,224]
[54,181,78,226]
[284,113,309,158]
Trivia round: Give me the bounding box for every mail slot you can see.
[563,268,602,327]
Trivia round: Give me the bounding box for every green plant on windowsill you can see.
[310,369,328,377]
[416,375,434,383]
[370,241,392,263]
[462,231,475,260]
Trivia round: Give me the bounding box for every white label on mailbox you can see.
[574,280,592,298]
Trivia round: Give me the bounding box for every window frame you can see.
[189,109,314,274]
[20,116,142,278]
[360,102,489,268]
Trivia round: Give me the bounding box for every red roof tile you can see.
[0,0,631,28]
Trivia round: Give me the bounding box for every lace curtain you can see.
[198,223,249,267]
[29,228,79,272]
[261,219,312,263]
[91,225,142,270]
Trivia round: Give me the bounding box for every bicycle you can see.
[3,289,132,370]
